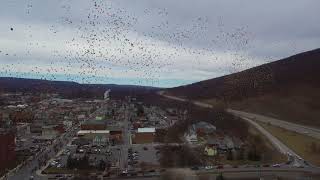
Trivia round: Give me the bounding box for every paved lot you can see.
[132,145,159,165]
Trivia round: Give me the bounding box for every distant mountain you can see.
[165,48,320,127]
[0,77,160,99]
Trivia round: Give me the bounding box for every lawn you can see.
[258,121,320,166]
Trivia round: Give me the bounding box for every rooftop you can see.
[77,130,110,135]
[137,127,155,133]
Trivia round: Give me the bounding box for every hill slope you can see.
[0,77,159,99]
[166,48,320,127]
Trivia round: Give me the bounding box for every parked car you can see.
[216,165,224,169]
[191,166,199,170]
[272,164,281,168]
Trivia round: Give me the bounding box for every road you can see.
[236,116,305,166]
[5,129,76,180]
[120,105,130,171]
[157,92,312,168]
[227,109,320,140]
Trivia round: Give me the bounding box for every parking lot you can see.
[132,145,159,166]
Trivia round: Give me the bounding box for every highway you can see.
[157,92,315,168]
[227,109,320,140]
[236,116,304,166]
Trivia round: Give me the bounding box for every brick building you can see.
[132,128,155,144]
[0,128,16,171]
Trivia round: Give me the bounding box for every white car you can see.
[272,164,280,168]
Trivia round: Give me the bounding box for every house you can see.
[206,138,220,147]
[132,128,155,144]
[63,120,73,129]
[184,121,217,144]
[184,129,198,144]
[204,146,217,156]
[193,121,216,136]
[224,136,235,150]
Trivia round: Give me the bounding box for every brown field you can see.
[257,121,320,166]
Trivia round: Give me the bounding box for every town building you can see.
[41,125,62,139]
[81,120,107,130]
[0,128,16,171]
[104,89,111,100]
[132,128,155,144]
[77,130,110,146]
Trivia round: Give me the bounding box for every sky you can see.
[0,0,319,87]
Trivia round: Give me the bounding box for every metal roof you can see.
[77,130,110,134]
[137,128,155,133]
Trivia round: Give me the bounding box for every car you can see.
[263,164,270,167]
[272,164,280,168]
[232,165,238,168]
[160,169,166,172]
[143,147,148,150]
[205,166,213,170]
[216,165,224,169]
[191,166,199,170]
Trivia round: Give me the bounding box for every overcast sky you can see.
[0,0,319,87]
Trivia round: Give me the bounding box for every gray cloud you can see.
[0,0,319,87]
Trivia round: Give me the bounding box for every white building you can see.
[137,128,156,133]
[104,89,111,100]
[184,129,198,144]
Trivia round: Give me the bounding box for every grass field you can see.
[257,121,320,166]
